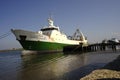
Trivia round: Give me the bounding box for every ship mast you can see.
[48,16,54,27]
[47,15,60,31]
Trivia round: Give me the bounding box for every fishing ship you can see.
[11,17,88,53]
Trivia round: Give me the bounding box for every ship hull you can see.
[11,29,84,53]
[19,40,71,52]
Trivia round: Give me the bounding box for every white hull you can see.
[12,29,87,45]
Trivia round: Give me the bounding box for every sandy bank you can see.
[80,54,120,80]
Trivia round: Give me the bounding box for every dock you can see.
[63,42,120,53]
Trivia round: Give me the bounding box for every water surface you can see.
[0,51,119,80]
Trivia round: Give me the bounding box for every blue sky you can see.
[0,0,120,50]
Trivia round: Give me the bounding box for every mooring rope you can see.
[0,31,12,39]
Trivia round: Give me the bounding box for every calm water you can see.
[0,51,120,80]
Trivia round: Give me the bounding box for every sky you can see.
[0,0,120,50]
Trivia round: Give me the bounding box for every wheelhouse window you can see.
[41,28,58,31]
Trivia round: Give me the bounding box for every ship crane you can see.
[72,29,86,41]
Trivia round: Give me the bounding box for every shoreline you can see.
[80,53,120,80]
[0,48,23,52]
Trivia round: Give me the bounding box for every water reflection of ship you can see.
[21,53,64,68]
[20,53,86,80]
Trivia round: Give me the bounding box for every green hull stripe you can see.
[19,40,70,51]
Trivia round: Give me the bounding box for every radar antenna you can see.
[48,15,54,27]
